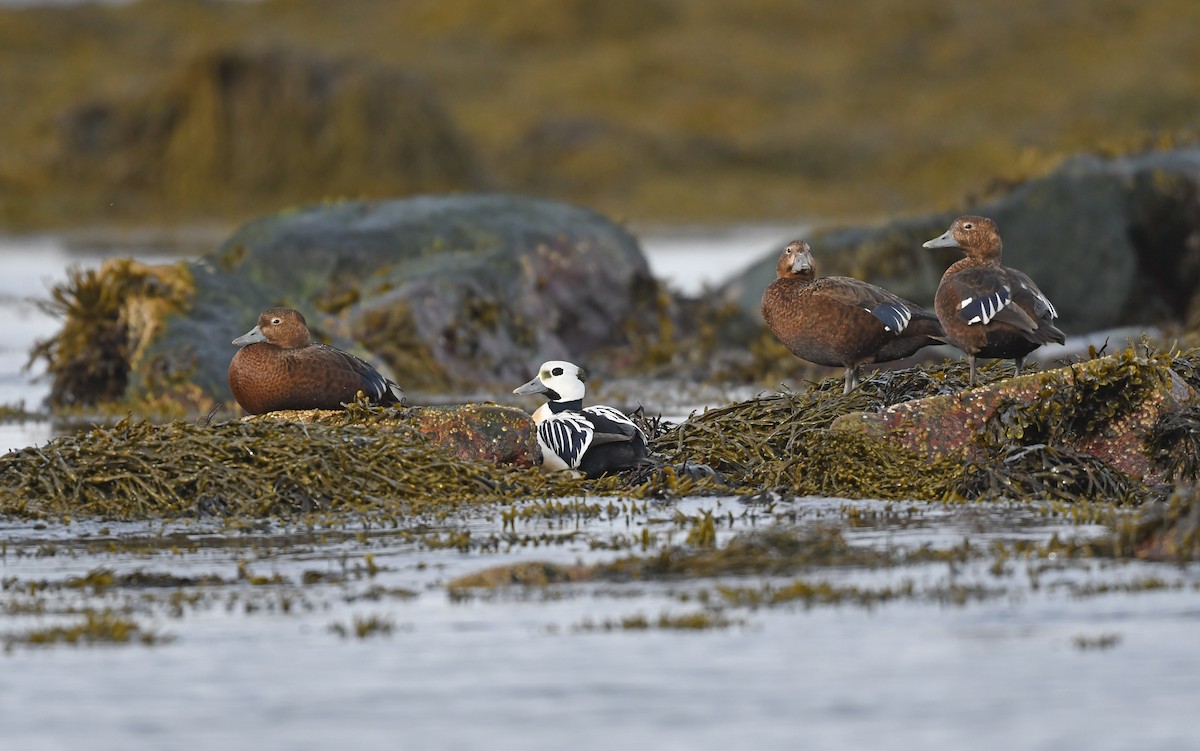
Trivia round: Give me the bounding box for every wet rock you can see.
[249,403,539,468]
[722,147,1200,336]
[831,352,1197,482]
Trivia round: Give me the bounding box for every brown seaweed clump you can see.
[28,259,197,412]
[0,406,722,521]
[0,416,531,520]
[1146,403,1200,483]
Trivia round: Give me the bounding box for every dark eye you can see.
[271,317,282,325]
[551,367,564,376]
[963,223,973,230]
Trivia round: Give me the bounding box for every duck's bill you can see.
[922,231,958,250]
[232,325,267,346]
[513,377,549,396]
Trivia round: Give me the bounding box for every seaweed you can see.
[977,347,1167,450]
[960,443,1149,505]
[1147,403,1200,482]
[26,259,195,410]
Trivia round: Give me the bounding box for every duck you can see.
[923,215,1065,387]
[761,240,945,394]
[513,360,650,477]
[229,307,404,414]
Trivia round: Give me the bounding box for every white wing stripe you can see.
[583,405,648,443]
[960,288,1010,326]
[539,412,594,469]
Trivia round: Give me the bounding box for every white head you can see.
[513,360,587,403]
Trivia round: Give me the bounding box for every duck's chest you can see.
[229,345,357,413]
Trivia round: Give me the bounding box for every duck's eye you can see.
[963,223,973,230]
[271,317,282,325]
[551,367,564,376]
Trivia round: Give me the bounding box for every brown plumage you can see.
[923,215,1065,387]
[228,307,404,415]
[761,240,945,394]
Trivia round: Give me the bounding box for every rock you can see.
[405,404,539,467]
[831,352,1197,482]
[722,147,1200,337]
[39,193,658,410]
[249,403,539,468]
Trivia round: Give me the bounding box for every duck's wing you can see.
[1005,267,1059,320]
[539,412,596,469]
[315,345,405,405]
[584,405,647,444]
[814,277,924,334]
[942,268,1038,333]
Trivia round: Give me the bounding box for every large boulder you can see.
[47,193,658,411]
[721,148,1200,337]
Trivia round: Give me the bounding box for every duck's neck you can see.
[549,399,584,413]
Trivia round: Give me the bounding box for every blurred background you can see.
[1,0,1198,231]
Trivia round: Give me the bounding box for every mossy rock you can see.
[721,147,1200,336]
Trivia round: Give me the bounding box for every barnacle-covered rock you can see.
[831,350,1196,482]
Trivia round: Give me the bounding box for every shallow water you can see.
[2,497,1197,750]
[2,231,1199,750]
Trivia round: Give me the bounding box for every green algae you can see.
[0,408,721,521]
[649,359,1030,502]
[959,444,1149,506]
[0,414,535,520]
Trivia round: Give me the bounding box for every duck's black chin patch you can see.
[544,386,562,401]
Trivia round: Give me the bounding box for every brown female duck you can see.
[923,215,1065,387]
[761,240,944,393]
[229,307,404,414]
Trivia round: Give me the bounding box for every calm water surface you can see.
[2,232,1198,750]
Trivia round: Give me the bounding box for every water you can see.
[639,223,802,296]
[1,498,1197,750]
[2,230,1199,750]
